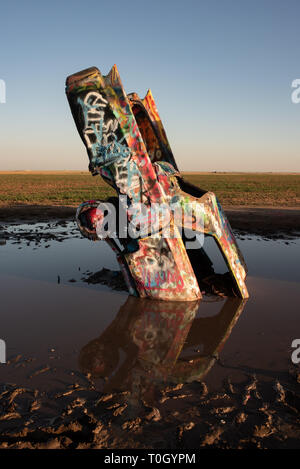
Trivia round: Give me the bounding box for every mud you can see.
[0,369,299,449]
[82,269,127,292]
[0,204,300,238]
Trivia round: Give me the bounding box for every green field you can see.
[0,172,299,207]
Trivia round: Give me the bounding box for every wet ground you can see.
[0,220,299,449]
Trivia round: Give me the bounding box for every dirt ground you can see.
[0,366,299,449]
[0,204,299,238]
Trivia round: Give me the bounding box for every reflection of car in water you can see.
[79,296,247,406]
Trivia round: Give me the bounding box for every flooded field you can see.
[0,220,299,449]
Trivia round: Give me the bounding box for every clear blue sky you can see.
[0,0,299,171]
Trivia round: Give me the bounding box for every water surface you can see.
[0,221,299,397]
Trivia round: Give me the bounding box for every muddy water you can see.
[0,221,299,397]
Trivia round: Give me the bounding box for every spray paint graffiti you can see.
[78,91,130,167]
[66,65,249,300]
[0,79,6,104]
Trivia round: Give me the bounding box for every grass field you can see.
[0,172,299,207]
